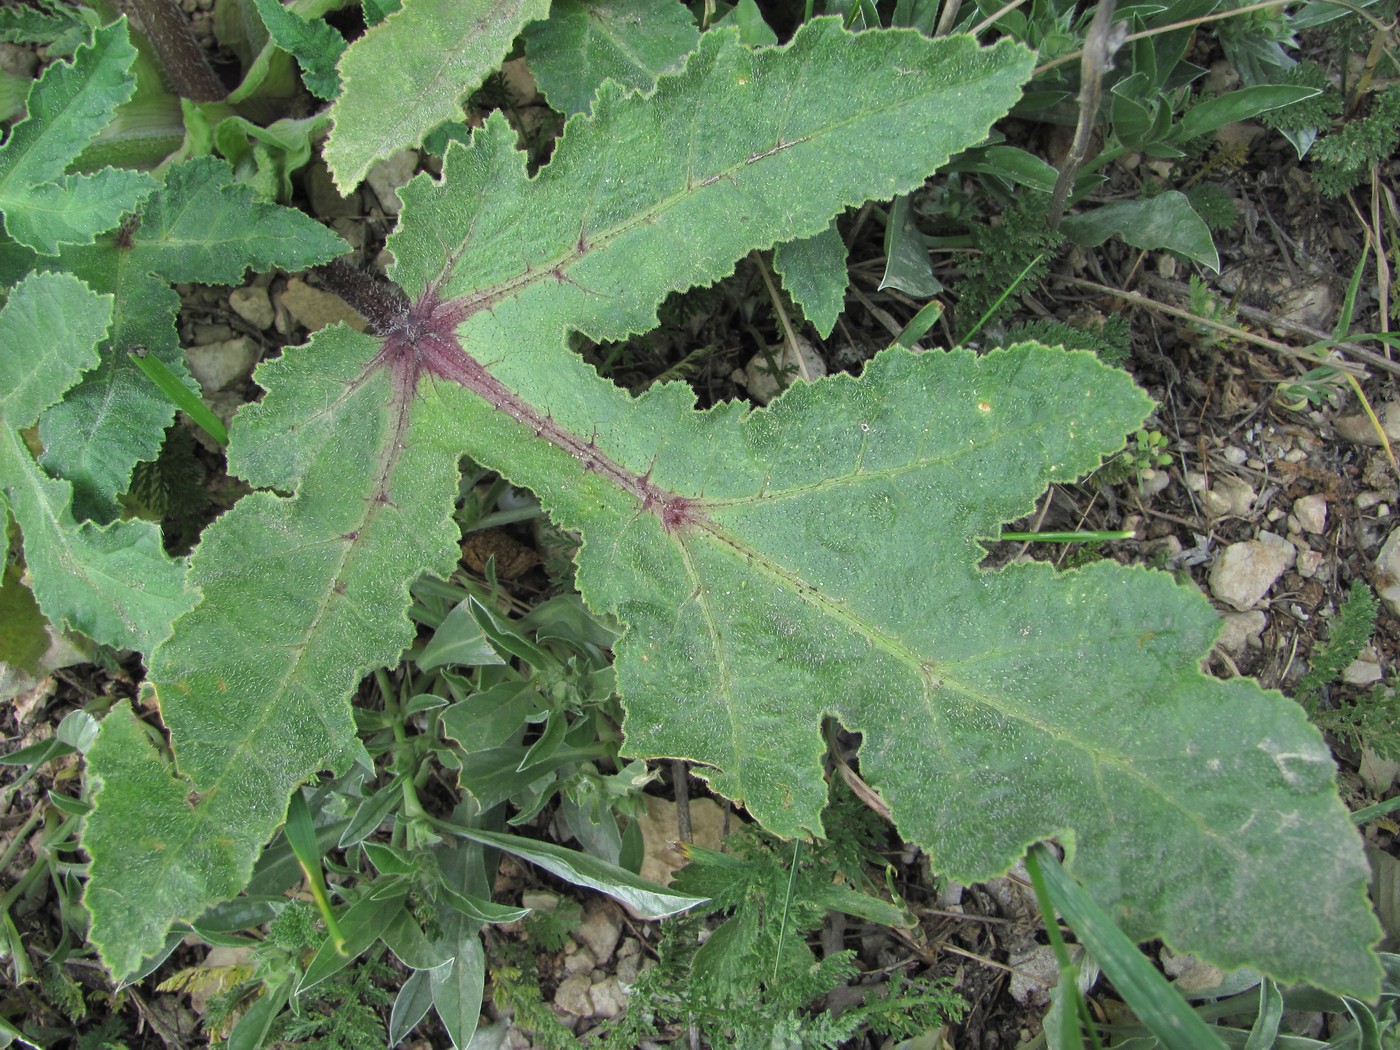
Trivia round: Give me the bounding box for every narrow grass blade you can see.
[1028,844,1227,1050]
[128,350,228,446]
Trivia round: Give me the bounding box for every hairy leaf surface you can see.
[83,21,1379,994]
[324,0,550,192]
[0,272,192,653]
[773,221,848,337]
[522,0,698,115]
[0,20,154,254]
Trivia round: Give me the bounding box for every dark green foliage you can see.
[270,955,394,1050]
[488,943,581,1050]
[1004,314,1132,367]
[40,960,87,1023]
[955,198,1062,339]
[1185,183,1239,232]
[1259,62,1343,134]
[523,898,583,953]
[593,807,962,1049]
[267,899,322,952]
[74,1015,132,1050]
[0,0,92,53]
[1315,683,1400,763]
[1294,584,1400,762]
[1310,86,1400,197]
[123,427,209,553]
[1295,584,1380,713]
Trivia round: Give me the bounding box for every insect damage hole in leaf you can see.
[80,18,1380,997]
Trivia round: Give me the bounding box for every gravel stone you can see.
[588,976,629,1019]
[575,902,622,965]
[365,150,419,215]
[1334,401,1400,445]
[1296,549,1325,578]
[522,890,561,912]
[553,973,593,1017]
[733,336,827,406]
[1008,943,1059,1006]
[186,336,259,393]
[1211,476,1256,517]
[1377,527,1400,616]
[1343,648,1384,686]
[1293,494,1328,534]
[615,939,642,985]
[1216,610,1267,653]
[279,277,368,333]
[229,285,274,329]
[562,946,596,976]
[1209,532,1296,611]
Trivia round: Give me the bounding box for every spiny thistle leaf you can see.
[82,21,1380,996]
[0,19,155,254]
[0,272,193,653]
[324,0,550,193]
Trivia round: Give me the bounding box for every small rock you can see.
[303,161,361,219]
[365,149,419,215]
[1212,476,1256,517]
[330,216,365,254]
[229,285,275,329]
[615,939,642,985]
[1273,276,1333,331]
[1139,469,1171,497]
[1377,528,1400,616]
[553,973,593,1017]
[1203,59,1241,96]
[1160,948,1228,995]
[1222,445,1248,465]
[0,42,39,80]
[588,976,628,1019]
[732,336,826,406]
[1008,943,1060,1007]
[1343,648,1384,686]
[187,946,253,1013]
[186,336,259,393]
[1335,401,1400,446]
[522,890,561,913]
[192,322,235,344]
[575,902,622,965]
[279,277,368,333]
[1150,534,1183,564]
[1293,494,1328,535]
[1360,748,1400,796]
[562,946,596,976]
[1216,610,1267,653]
[637,795,726,887]
[1359,491,1386,512]
[1210,533,1296,611]
[1296,549,1325,578]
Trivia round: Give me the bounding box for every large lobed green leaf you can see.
[0,272,193,654]
[82,20,1380,995]
[324,0,550,193]
[0,19,155,255]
